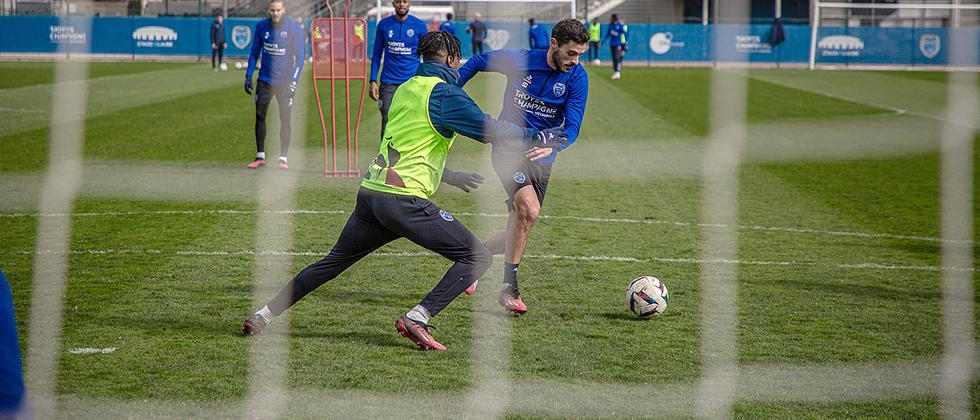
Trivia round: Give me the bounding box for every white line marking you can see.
[68,348,116,354]
[0,209,967,244]
[11,248,975,272]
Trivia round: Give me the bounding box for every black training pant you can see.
[588,41,599,61]
[611,45,624,72]
[472,40,484,55]
[377,82,399,139]
[254,80,293,157]
[212,46,224,68]
[267,188,492,318]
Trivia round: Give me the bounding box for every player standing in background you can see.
[439,13,456,35]
[370,0,428,138]
[244,0,305,170]
[603,13,627,80]
[211,15,227,71]
[243,32,568,350]
[588,17,601,65]
[527,18,550,50]
[456,19,589,314]
[466,13,487,55]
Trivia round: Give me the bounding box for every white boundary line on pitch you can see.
[1,209,968,244]
[11,248,974,272]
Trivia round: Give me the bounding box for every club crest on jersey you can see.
[552,82,566,97]
[513,171,526,184]
[407,28,415,37]
[280,31,288,39]
[439,210,454,221]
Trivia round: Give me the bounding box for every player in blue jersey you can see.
[603,13,628,80]
[527,18,550,50]
[438,13,456,35]
[457,18,589,314]
[244,0,305,170]
[370,0,429,137]
[0,269,26,417]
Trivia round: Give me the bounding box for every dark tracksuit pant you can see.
[255,80,293,157]
[267,187,492,318]
[377,82,399,139]
[611,45,624,72]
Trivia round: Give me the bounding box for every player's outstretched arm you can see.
[430,83,537,149]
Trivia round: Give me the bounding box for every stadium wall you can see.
[1,16,977,67]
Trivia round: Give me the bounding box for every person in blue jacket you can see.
[244,0,306,170]
[438,13,456,35]
[370,0,429,138]
[0,268,26,417]
[527,18,550,50]
[603,13,628,79]
[456,18,589,314]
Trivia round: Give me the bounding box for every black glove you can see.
[531,128,569,149]
[442,170,485,193]
[244,78,253,95]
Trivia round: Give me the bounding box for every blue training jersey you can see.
[370,15,428,85]
[528,24,550,50]
[0,269,24,413]
[438,21,456,35]
[603,21,628,47]
[458,48,588,165]
[246,19,306,85]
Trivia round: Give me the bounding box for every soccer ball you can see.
[219,62,228,71]
[626,276,669,317]
[235,62,243,70]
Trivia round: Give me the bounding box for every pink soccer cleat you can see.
[242,314,268,336]
[278,161,288,169]
[464,280,478,295]
[499,290,527,315]
[247,159,266,169]
[395,315,446,351]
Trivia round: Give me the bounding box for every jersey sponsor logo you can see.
[133,26,178,48]
[521,75,532,89]
[264,31,270,40]
[407,28,415,37]
[513,171,526,184]
[512,89,559,119]
[919,34,941,59]
[439,210,454,222]
[386,41,414,55]
[232,25,252,49]
[552,82,566,97]
[263,42,287,56]
[388,29,394,38]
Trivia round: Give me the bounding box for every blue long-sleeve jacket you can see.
[457,48,588,164]
[370,15,428,84]
[528,24,550,50]
[603,21,628,47]
[246,19,305,85]
[412,61,536,149]
[438,21,456,35]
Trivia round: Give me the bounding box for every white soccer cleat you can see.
[611,71,621,80]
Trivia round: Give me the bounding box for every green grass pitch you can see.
[0,61,978,417]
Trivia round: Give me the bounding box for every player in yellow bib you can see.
[243,32,568,351]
